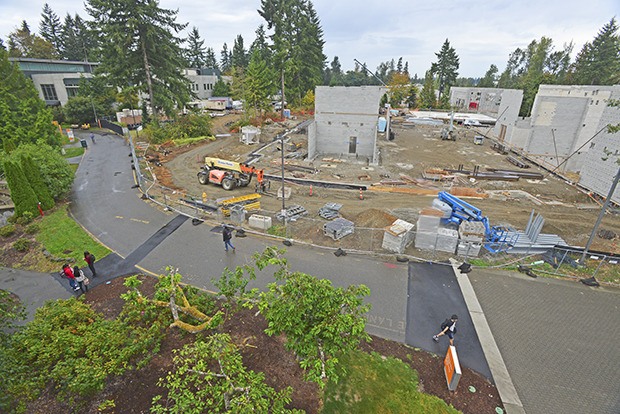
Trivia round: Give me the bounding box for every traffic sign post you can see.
[444,345,462,391]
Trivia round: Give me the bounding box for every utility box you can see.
[382,219,415,254]
[248,214,272,230]
[324,218,354,240]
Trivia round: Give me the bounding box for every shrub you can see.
[25,223,41,234]
[0,224,16,237]
[13,238,31,252]
[16,211,34,226]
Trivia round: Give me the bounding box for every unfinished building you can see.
[578,85,620,205]
[308,86,386,164]
[449,87,523,138]
[503,85,614,173]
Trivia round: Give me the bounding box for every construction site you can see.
[140,86,620,282]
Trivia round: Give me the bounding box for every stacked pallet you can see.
[382,219,415,254]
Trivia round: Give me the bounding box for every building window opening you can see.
[41,84,58,101]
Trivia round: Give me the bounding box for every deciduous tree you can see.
[256,247,371,388]
[8,20,56,59]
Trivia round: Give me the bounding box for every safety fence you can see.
[127,134,620,286]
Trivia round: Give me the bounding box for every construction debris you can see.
[318,203,342,219]
[506,155,530,169]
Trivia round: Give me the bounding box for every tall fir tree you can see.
[419,70,437,109]
[572,18,620,85]
[231,35,248,69]
[204,47,218,69]
[220,43,231,73]
[59,13,98,61]
[185,27,206,68]
[20,155,54,210]
[250,25,271,65]
[430,39,459,103]
[39,3,62,55]
[86,0,190,117]
[244,49,274,116]
[478,64,498,87]
[3,160,40,217]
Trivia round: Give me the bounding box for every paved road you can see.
[470,270,620,414]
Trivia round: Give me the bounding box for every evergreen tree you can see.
[212,78,230,96]
[0,48,62,148]
[3,160,39,217]
[250,25,271,65]
[478,64,498,87]
[185,26,206,68]
[220,43,231,73]
[326,56,342,85]
[419,70,436,109]
[572,18,620,85]
[19,155,54,210]
[244,49,274,115]
[403,61,409,76]
[259,0,326,106]
[231,34,248,69]
[430,39,459,103]
[59,13,97,61]
[405,84,417,108]
[396,57,403,73]
[86,0,191,117]
[39,3,62,54]
[204,47,218,69]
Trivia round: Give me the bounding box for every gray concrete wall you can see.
[523,85,613,172]
[31,73,92,106]
[579,86,620,204]
[493,90,523,137]
[311,86,385,162]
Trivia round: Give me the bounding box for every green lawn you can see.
[323,350,461,414]
[63,146,85,158]
[36,204,110,267]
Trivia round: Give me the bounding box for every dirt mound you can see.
[353,208,397,228]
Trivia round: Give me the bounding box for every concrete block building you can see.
[578,85,620,204]
[449,87,523,138]
[503,85,614,172]
[308,86,386,164]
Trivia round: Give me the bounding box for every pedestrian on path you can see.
[84,251,97,277]
[73,265,89,293]
[222,225,235,252]
[62,264,80,292]
[433,314,458,346]
[90,132,95,143]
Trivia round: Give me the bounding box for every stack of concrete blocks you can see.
[248,214,272,230]
[382,219,415,254]
[414,208,443,250]
[229,205,246,225]
[457,221,485,257]
[324,218,354,240]
[435,227,459,253]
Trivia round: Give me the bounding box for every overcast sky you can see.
[1,0,618,78]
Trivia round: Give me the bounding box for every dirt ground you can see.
[151,112,620,255]
[23,275,503,414]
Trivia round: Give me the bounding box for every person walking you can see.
[84,251,97,277]
[433,314,458,346]
[62,264,80,292]
[73,265,89,293]
[90,132,95,143]
[222,225,235,252]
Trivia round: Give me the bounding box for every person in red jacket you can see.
[62,264,80,291]
[84,251,97,277]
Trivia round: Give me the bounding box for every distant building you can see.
[9,57,98,106]
[9,57,224,107]
[308,86,386,164]
[449,87,523,138]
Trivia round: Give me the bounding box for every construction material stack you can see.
[414,208,443,251]
[324,218,354,240]
[382,219,415,254]
[457,221,485,257]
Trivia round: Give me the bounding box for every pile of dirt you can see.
[352,208,398,228]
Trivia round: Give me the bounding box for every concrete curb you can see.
[449,259,526,414]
